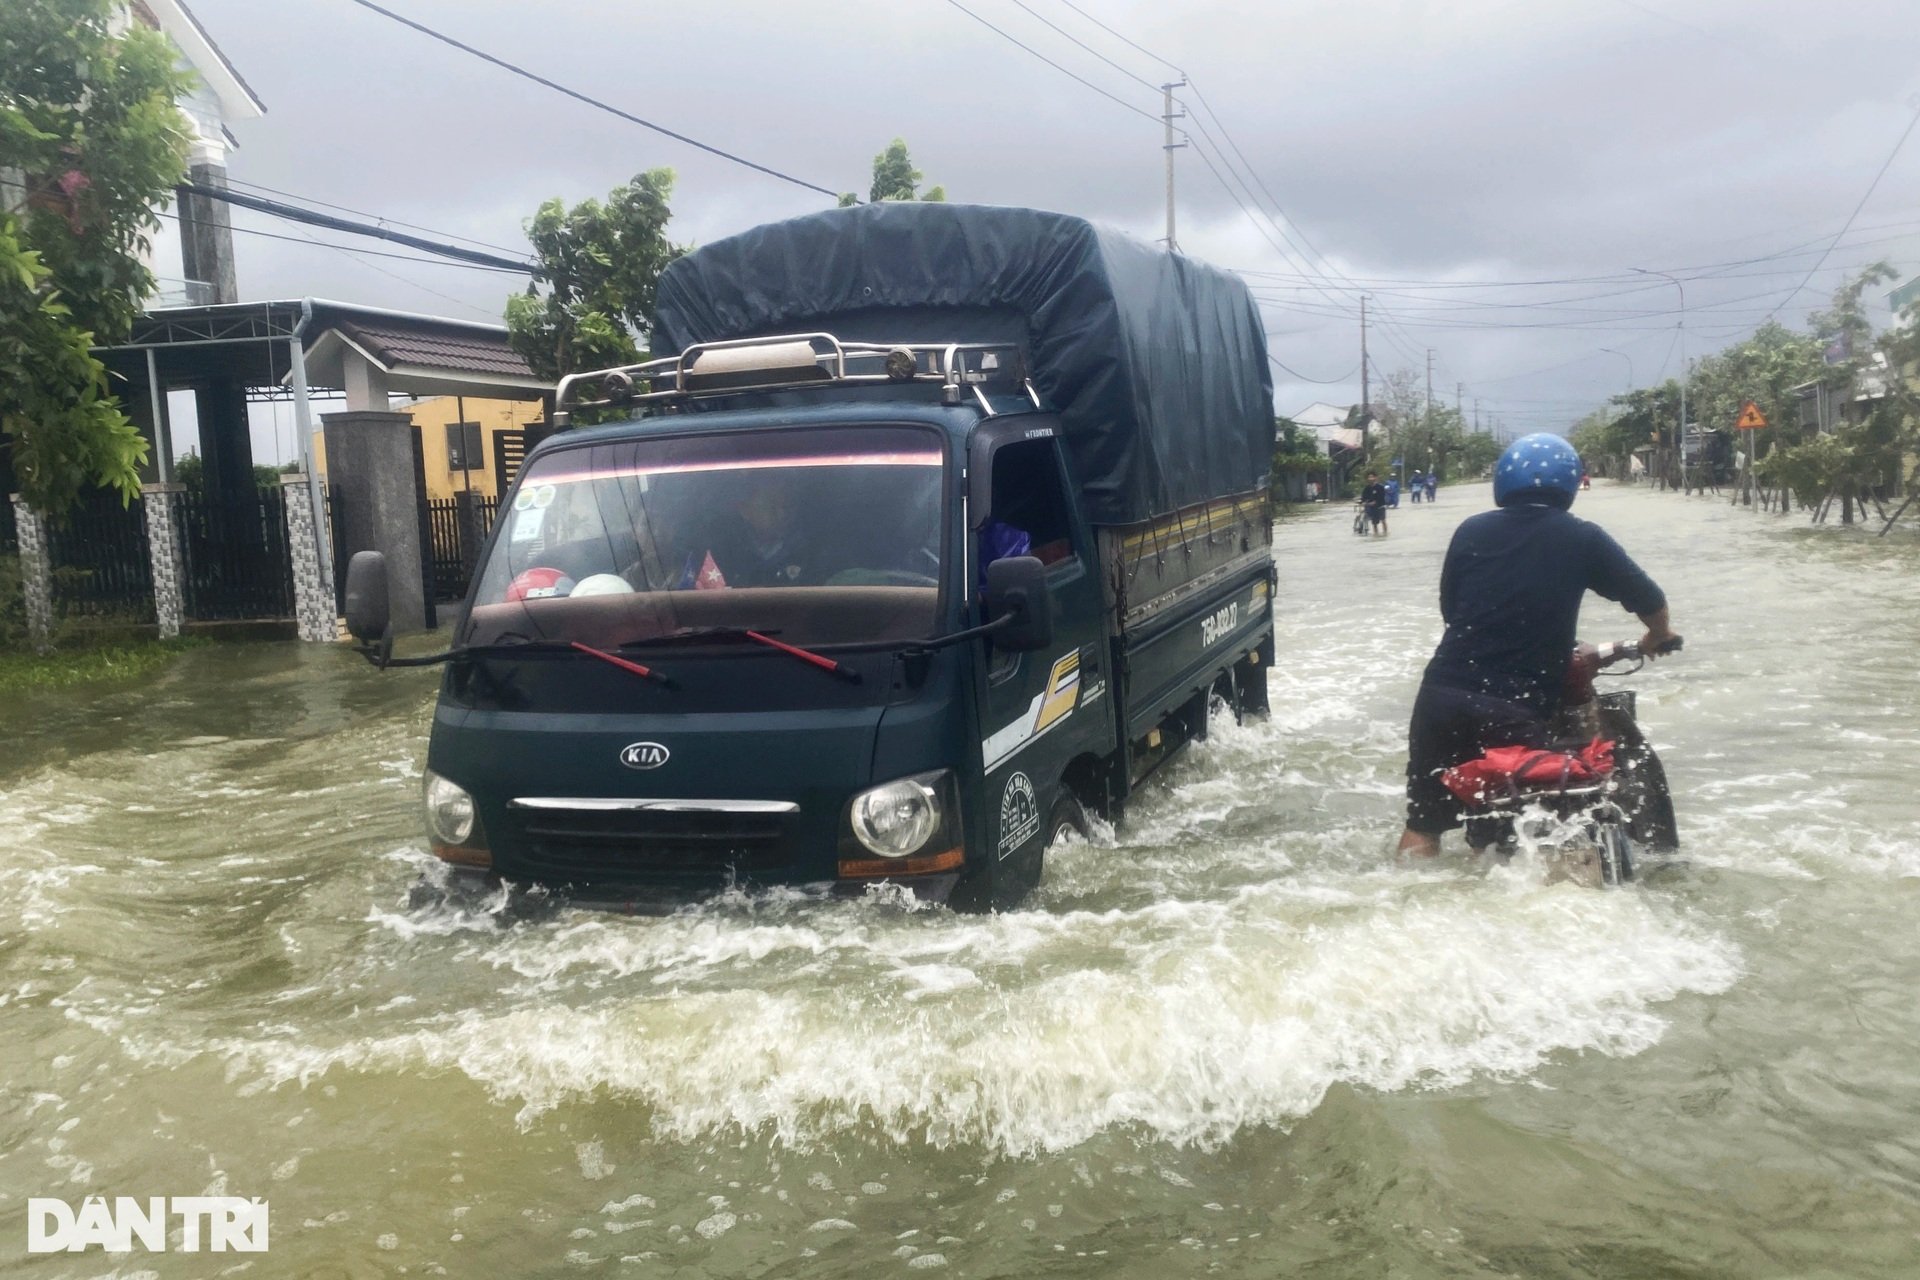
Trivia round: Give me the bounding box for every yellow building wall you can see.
[310,396,541,500]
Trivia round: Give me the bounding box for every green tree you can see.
[0,0,191,514]
[505,169,681,386]
[837,138,947,207]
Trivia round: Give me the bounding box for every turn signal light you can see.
[431,842,492,869]
[837,846,964,879]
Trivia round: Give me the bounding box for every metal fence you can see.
[426,497,465,602]
[47,491,153,621]
[425,494,503,603]
[174,487,295,621]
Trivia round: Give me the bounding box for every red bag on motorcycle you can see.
[1440,738,1615,806]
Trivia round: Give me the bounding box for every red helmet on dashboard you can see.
[505,567,575,601]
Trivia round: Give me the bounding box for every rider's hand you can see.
[1639,628,1678,658]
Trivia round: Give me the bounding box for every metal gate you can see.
[174,487,295,621]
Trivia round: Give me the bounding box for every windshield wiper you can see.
[564,641,676,686]
[612,625,857,682]
[362,636,673,687]
[741,630,861,683]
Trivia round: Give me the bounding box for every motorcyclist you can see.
[1396,433,1678,857]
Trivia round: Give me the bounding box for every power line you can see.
[1009,0,1157,91]
[942,0,1161,125]
[342,0,846,201]
[1049,0,1185,76]
[1267,351,1360,384]
[1763,101,1920,322]
[223,175,526,257]
[167,209,529,273]
[179,180,535,270]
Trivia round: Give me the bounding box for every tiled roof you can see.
[336,319,533,380]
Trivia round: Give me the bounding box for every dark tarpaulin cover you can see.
[652,203,1273,526]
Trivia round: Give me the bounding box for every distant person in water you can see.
[1396,434,1677,857]
[1425,471,1438,503]
[1408,471,1424,503]
[1360,471,1388,536]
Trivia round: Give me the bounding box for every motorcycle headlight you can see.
[423,770,477,846]
[849,774,942,857]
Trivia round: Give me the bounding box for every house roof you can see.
[95,299,549,401]
[140,0,266,120]
[300,302,546,398]
[328,318,533,381]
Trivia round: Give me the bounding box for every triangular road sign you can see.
[1735,400,1768,430]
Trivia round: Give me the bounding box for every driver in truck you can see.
[1395,432,1678,858]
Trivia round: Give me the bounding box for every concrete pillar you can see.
[175,162,238,304]
[281,473,338,643]
[321,410,428,633]
[10,495,53,652]
[141,482,187,638]
[195,376,255,504]
[341,349,391,413]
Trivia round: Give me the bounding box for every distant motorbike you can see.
[1450,637,1682,886]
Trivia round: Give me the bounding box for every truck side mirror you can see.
[983,555,1053,651]
[343,551,390,645]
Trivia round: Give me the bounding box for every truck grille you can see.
[503,802,797,888]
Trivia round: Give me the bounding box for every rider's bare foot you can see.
[1397,829,1440,857]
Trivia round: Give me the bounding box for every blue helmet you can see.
[1493,433,1581,508]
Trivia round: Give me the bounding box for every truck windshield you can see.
[464,425,945,649]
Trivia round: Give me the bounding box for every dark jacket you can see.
[1423,504,1665,713]
[1361,482,1387,511]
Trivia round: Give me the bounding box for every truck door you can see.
[973,429,1112,857]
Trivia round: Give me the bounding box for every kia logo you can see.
[619,742,670,770]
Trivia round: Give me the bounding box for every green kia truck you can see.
[346,203,1277,910]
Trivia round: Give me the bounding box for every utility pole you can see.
[1474,397,1481,433]
[1359,295,1370,421]
[1162,81,1186,252]
[1424,349,1435,455]
[1425,350,1435,426]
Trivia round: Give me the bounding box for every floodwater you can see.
[3,484,1918,1278]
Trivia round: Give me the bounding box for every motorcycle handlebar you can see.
[1600,634,1684,666]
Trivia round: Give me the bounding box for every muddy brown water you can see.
[2,483,1917,1277]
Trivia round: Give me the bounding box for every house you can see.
[132,0,268,306]
[1791,352,1893,435]
[310,394,542,501]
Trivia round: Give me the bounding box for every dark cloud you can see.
[186,0,1920,434]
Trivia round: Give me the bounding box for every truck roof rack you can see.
[551,332,1038,429]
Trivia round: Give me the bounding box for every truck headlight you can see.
[423,770,477,846]
[849,773,943,857]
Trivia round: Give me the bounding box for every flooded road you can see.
[4,483,1918,1277]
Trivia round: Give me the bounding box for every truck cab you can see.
[345,204,1279,911]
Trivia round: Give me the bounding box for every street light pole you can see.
[1633,267,1686,491]
[1599,347,1634,393]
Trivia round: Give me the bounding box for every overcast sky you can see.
[182,0,1920,444]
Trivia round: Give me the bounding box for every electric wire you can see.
[941,0,1162,125]
[1267,352,1361,384]
[1009,0,1159,91]
[1762,102,1920,322]
[222,175,527,257]
[341,0,847,201]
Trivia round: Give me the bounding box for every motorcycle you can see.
[1452,637,1682,887]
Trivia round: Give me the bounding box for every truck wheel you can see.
[991,791,1087,911]
[1047,791,1090,851]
